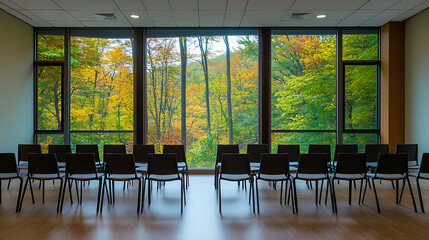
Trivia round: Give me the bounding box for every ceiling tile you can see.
[122,10,151,22]
[290,0,367,10]
[240,20,280,27]
[46,19,85,27]
[282,9,354,21]
[9,0,61,10]
[278,19,340,26]
[104,21,132,27]
[393,9,423,21]
[224,10,244,22]
[0,0,24,10]
[227,0,248,10]
[343,10,382,20]
[371,9,407,20]
[141,0,170,10]
[148,10,174,21]
[199,0,227,10]
[172,10,198,21]
[389,0,427,9]
[360,19,389,26]
[30,9,76,21]
[176,20,199,27]
[243,10,286,21]
[414,1,429,9]
[170,0,198,10]
[81,21,107,27]
[360,0,400,10]
[199,10,224,21]
[53,0,119,10]
[113,0,145,10]
[246,0,293,10]
[336,19,366,26]
[152,20,176,27]
[223,21,240,27]
[68,10,127,22]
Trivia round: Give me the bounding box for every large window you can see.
[147,30,259,168]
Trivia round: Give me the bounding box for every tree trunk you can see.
[198,36,211,133]
[224,36,233,144]
[179,37,187,146]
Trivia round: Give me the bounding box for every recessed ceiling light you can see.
[317,14,326,19]
[130,14,140,19]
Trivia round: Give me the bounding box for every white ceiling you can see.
[0,0,428,27]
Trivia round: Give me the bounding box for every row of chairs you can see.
[0,152,186,213]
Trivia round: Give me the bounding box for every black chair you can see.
[308,144,331,162]
[48,144,72,164]
[60,153,103,212]
[133,144,155,168]
[363,153,417,213]
[145,153,185,214]
[218,153,254,214]
[100,153,142,213]
[20,153,64,212]
[364,144,389,169]
[402,153,429,213]
[255,153,293,213]
[396,144,419,170]
[333,144,358,165]
[104,144,127,160]
[330,153,367,213]
[163,145,189,188]
[17,144,42,170]
[247,144,269,171]
[214,144,239,189]
[0,153,30,212]
[277,145,300,168]
[76,144,102,170]
[292,153,334,213]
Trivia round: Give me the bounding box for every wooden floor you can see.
[1,175,429,240]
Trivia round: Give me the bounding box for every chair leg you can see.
[372,178,380,213]
[416,178,425,213]
[60,178,67,212]
[42,180,45,204]
[362,177,368,204]
[331,179,337,213]
[324,179,329,205]
[328,178,335,213]
[67,179,73,204]
[80,180,83,204]
[399,179,406,203]
[180,177,184,214]
[19,178,30,212]
[406,177,418,213]
[349,180,352,205]
[7,179,11,190]
[256,179,260,214]
[148,180,151,206]
[137,179,141,213]
[293,179,298,213]
[0,179,2,204]
[218,179,222,214]
[16,178,23,213]
[96,178,102,213]
[315,181,318,206]
[319,180,324,205]
[251,178,255,214]
[280,181,283,205]
[141,177,146,213]
[57,179,63,213]
[100,178,106,213]
[395,179,399,205]
[358,179,363,205]
[75,180,80,204]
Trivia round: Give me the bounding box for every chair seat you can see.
[31,173,64,179]
[331,173,365,180]
[258,174,289,181]
[294,173,328,180]
[136,166,147,172]
[17,165,28,169]
[367,173,405,179]
[106,174,139,180]
[0,173,21,179]
[147,174,181,181]
[408,165,420,170]
[250,166,260,172]
[135,162,147,168]
[289,166,297,172]
[411,172,429,179]
[221,174,251,181]
[366,162,377,168]
[177,162,187,168]
[250,162,260,168]
[57,162,66,167]
[68,173,102,180]
[289,161,298,167]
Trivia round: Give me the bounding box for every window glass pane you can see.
[37,66,62,130]
[345,65,377,130]
[343,133,378,153]
[37,30,64,61]
[271,132,336,157]
[343,32,378,60]
[147,33,259,168]
[37,134,64,153]
[271,33,336,131]
[69,30,134,146]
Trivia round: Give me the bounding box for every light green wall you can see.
[405,8,429,155]
[0,9,33,155]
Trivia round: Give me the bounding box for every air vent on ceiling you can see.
[287,13,311,20]
[95,13,120,21]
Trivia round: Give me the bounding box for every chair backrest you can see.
[375,153,408,175]
[333,144,358,163]
[104,144,126,160]
[216,145,239,164]
[365,144,389,162]
[163,145,186,163]
[221,153,250,175]
[259,153,289,175]
[308,144,331,162]
[18,144,42,165]
[28,153,60,175]
[147,153,179,176]
[419,153,429,174]
[297,153,328,175]
[104,153,137,176]
[334,153,366,175]
[66,153,97,175]
[48,144,72,163]
[76,145,101,163]
[133,144,155,163]
[395,144,418,165]
[0,153,19,174]
[247,144,269,163]
[277,145,300,163]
